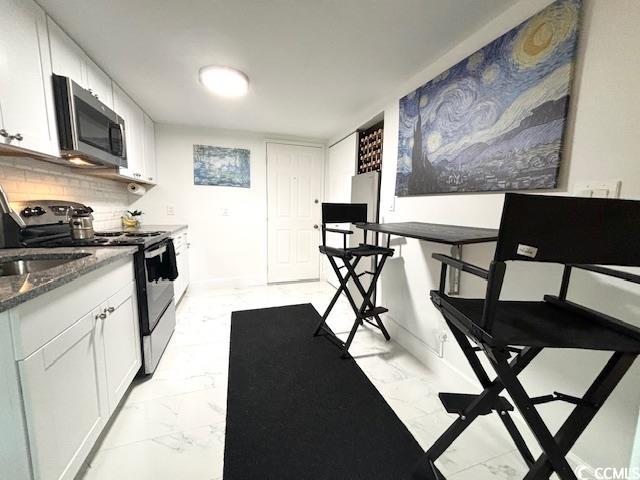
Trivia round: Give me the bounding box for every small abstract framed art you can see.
[193,144,251,188]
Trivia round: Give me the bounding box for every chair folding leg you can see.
[522,351,637,480]
[485,348,578,480]
[313,256,362,336]
[343,255,391,341]
[411,335,541,480]
[315,255,372,357]
[447,322,535,467]
[499,413,535,467]
[315,250,393,358]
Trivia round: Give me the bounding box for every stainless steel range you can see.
[12,199,177,375]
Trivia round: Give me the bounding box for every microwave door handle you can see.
[109,122,125,157]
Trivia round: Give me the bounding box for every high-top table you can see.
[355,222,499,294]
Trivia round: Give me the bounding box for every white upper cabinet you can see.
[85,57,114,109]
[47,16,86,87]
[47,17,114,109]
[113,83,144,180]
[143,113,157,183]
[0,0,58,156]
[0,2,154,181]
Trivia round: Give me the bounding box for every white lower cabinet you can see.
[19,309,108,480]
[172,229,190,301]
[3,258,142,480]
[100,282,141,414]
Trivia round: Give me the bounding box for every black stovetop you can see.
[30,230,169,248]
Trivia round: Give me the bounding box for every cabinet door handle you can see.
[96,312,107,320]
[11,133,23,141]
[106,306,115,314]
[0,129,8,138]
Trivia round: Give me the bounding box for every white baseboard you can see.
[190,274,267,289]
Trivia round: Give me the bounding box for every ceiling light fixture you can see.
[199,66,249,98]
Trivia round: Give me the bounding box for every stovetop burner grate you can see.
[95,231,125,237]
[124,232,162,237]
[39,237,111,247]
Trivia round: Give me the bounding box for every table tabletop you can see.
[356,221,499,246]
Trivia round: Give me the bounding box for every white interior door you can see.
[267,143,323,283]
[324,134,357,287]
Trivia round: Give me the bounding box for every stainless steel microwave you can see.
[52,74,127,169]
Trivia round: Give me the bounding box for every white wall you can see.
[131,125,269,287]
[329,0,640,470]
[132,124,324,287]
[632,416,640,471]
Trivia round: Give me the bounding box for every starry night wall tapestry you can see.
[396,0,580,196]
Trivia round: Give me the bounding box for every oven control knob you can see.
[20,207,35,217]
[32,206,46,216]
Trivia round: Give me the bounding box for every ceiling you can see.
[39,0,519,140]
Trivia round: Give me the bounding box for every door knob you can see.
[314,199,319,204]
[313,224,319,229]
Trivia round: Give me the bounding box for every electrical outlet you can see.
[572,180,621,199]
[388,196,396,212]
[166,205,175,216]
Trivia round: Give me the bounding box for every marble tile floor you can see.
[77,281,572,480]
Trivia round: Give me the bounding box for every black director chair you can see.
[313,203,394,358]
[413,193,640,480]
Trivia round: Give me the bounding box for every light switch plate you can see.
[572,180,621,199]
[166,205,175,216]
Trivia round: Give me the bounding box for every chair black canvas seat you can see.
[435,292,640,352]
[319,244,394,259]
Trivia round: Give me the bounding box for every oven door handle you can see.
[145,244,167,259]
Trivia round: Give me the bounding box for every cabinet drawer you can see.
[11,257,134,360]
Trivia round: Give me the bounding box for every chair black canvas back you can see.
[322,203,368,225]
[494,193,640,266]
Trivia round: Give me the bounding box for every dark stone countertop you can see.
[121,224,188,235]
[0,247,138,313]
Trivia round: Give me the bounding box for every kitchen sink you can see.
[0,254,90,277]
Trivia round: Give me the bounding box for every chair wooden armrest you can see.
[324,227,354,235]
[432,253,489,280]
[570,264,640,284]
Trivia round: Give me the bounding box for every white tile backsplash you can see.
[0,156,131,230]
